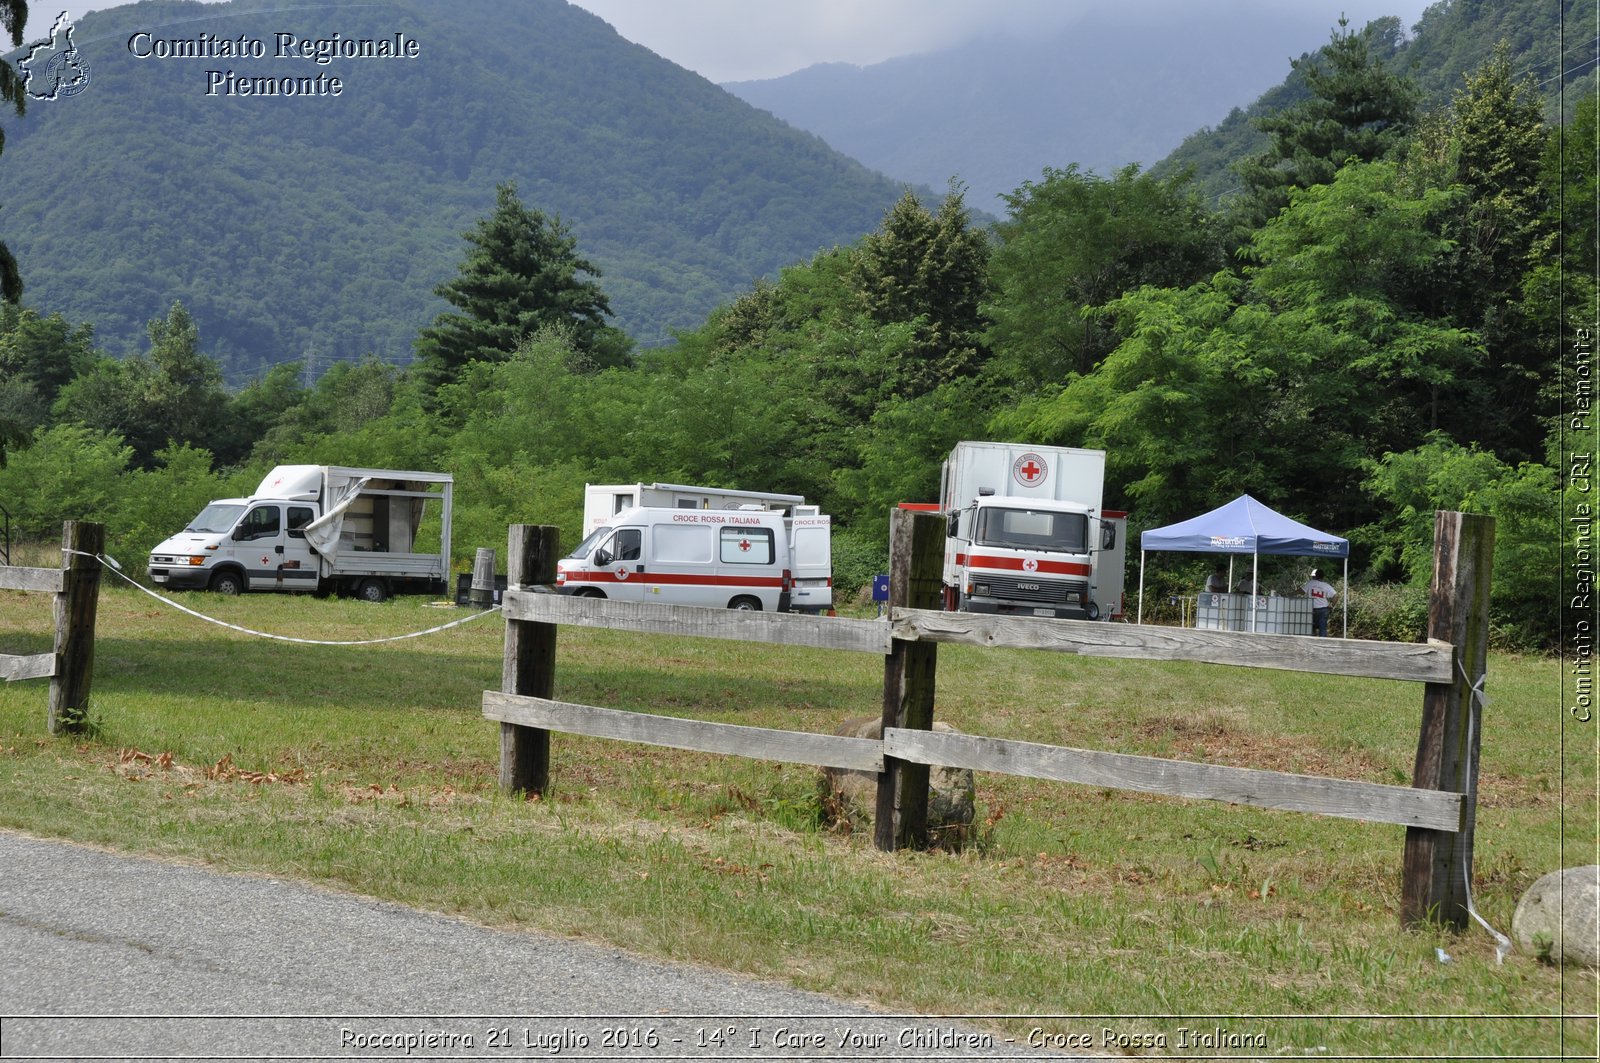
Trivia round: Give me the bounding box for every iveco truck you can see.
[939,442,1124,621]
[147,465,453,601]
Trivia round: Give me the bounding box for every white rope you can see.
[67,550,502,646]
[1457,657,1513,964]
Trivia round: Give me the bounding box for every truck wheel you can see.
[728,596,761,611]
[208,570,244,596]
[355,578,388,603]
[1086,601,1101,621]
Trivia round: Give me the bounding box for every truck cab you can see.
[148,497,321,595]
[948,496,1100,620]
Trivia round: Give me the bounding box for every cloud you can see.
[572,0,1437,83]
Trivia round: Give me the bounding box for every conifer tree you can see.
[414,182,629,396]
[1232,17,1417,235]
[849,186,990,397]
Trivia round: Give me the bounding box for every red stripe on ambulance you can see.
[956,553,1091,577]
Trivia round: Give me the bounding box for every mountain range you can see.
[722,6,1361,211]
[0,0,1590,383]
[0,0,909,378]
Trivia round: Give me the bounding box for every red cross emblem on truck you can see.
[1013,452,1048,488]
[738,538,751,552]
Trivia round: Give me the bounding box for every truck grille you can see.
[975,575,1085,605]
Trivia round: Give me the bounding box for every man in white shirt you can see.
[1302,568,1337,636]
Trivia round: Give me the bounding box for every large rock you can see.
[822,716,976,849]
[1512,866,1600,967]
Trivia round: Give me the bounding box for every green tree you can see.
[984,164,1222,382]
[0,1,27,305]
[0,0,52,466]
[0,305,97,462]
[1400,43,1552,461]
[1361,434,1559,646]
[53,302,230,467]
[1232,16,1418,234]
[0,305,96,414]
[1000,161,1480,532]
[849,186,991,398]
[414,182,631,396]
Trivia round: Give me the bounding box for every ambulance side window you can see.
[720,527,774,564]
[612,528,642,562]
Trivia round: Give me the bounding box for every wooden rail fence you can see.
[484,509,1491,930]
[0,521,104,733]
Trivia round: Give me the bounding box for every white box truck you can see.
[939,441,1124,621]
[147,465,453,602]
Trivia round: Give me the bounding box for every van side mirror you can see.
[1101,523,1117,549]
[594,547,613,567]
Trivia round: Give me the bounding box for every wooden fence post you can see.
[500,525,559,795]
[49,520,104,735]
[1402,510,1494,929]
[875,509,944,851]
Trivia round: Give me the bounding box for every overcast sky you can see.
[63,0,1440,83]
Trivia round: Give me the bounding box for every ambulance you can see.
[558,506,802,611]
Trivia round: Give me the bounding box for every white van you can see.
[557,507,792,611]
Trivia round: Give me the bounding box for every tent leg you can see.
[1342,558,1349,638]
[1251,553,1260,632]
[1136,550,1146,624]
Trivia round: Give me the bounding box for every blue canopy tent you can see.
[1135,494,1350,635]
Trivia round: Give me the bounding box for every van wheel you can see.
[728,596,761,611]
[208,570,244,596]
[356,578,388,603]
[575,588,605,599]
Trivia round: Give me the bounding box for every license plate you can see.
[1033,608,1053,617]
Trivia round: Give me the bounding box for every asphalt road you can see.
[0,830,1086,1062]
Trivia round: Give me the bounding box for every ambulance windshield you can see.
[973,506,1088,553]
[568,527,610,560]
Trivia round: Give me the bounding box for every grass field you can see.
[1,581,1595,1058]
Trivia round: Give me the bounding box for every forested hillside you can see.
[0,0,909,376]
[1155,0,1599,201]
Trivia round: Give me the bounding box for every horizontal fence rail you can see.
[503,592,1454,683]
[503,590,891,654]
[0,566,65,594]
[891,608,1454,684]
[0,653,55,681]
[484,691,884,772]
[882,727,1464,832]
